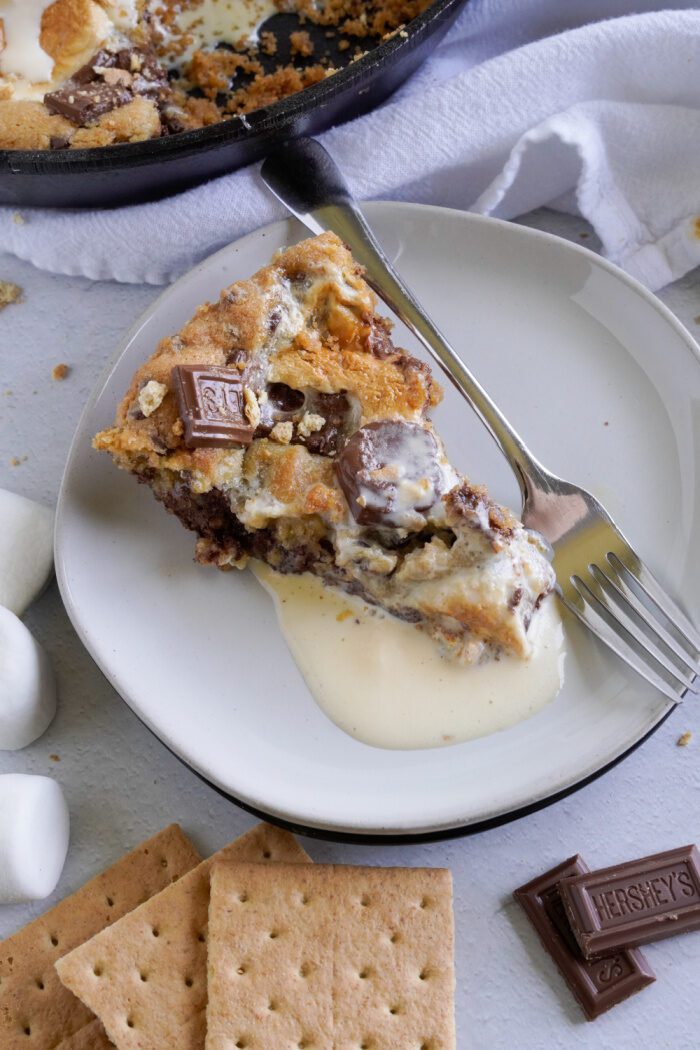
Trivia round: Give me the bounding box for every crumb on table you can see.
[0,280,22,309]
[52,363,70,381]
[677,731,692,747]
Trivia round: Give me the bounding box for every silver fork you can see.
[261,137,700,704]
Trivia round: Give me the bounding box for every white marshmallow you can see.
[0,606,57,750]
[0,774,69,903]
[0,488,54,615]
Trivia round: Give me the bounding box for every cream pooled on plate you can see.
[255,564,565,749]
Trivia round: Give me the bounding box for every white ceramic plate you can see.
[56,203,700,837]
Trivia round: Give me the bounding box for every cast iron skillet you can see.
[0,0,468,209]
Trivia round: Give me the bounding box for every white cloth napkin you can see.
[1,1,699,289]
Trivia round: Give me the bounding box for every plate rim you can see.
[55,201,697,838]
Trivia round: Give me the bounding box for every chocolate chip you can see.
[267,383,305,414]
[300,391,351,456]
[509,587,524,609]
[72,49,117,84]
[366,318,396,359]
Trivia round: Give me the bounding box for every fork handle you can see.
[261,137,550,500]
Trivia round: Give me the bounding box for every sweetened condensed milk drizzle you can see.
[253,563,565,751]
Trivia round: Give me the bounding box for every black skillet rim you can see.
[0,0,465,176]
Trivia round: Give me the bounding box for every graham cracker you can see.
[0,823,201,1050]
[53,1017,114,1050]
[206,862,456,1050]
[55,824,310,1050]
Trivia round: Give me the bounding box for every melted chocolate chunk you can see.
[171,365,254,448]
[160,106,188,135]
[301,391,351,456]
[268,382,306,414]
[254,382,306,437]
[335,420,442,526]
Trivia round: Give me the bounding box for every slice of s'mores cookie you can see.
[95,232,555,664]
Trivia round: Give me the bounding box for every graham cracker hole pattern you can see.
[50,935,59,947]
[35,978,44,990]
[185,976,194,987]
[93,964,104,977]
[140,971,148,982]
[106,896,114,908]
[126,1017,135,1029]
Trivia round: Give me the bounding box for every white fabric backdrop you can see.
[1,0,699,288]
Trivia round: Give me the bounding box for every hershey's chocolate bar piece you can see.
[560,845,700,959]
[45,82,132,126]
[172,365,254,449]
[514,856,655,1021]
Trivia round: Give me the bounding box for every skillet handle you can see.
[260,137,549,499]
